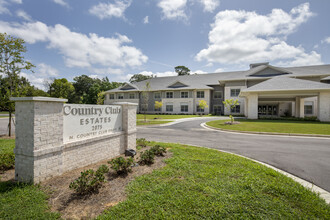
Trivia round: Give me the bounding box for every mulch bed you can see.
[0,146,172,219]
[43,146,171,219]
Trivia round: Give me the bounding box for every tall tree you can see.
[49,78,75,101]
[129,74,152,83]
[0,33,34,136]
[175,66,190,76]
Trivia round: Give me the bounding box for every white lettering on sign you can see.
[63,104,122,143]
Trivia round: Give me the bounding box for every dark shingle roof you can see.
[106,64,330,93]
[241,76,330,93]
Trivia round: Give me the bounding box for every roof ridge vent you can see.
[250,62,269,69]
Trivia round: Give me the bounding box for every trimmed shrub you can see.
[139,150,155,165]
[108,157,134,175]
[69,165,109,195]
[136,138,148,148]
[0,153,15,172]
[150,145,167,156]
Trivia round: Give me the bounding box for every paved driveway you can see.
[0,117,14,136]
[137,117,330,192]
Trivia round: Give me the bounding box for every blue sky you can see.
[0,0,330,89]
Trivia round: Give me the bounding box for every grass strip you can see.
[0,139,15,171]
[0,181,60,219]
[137,120,173,126]
[137,114,211,120]
[98,143,330,219]
[206,119,330,135]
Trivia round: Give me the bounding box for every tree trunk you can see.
[8,110,12,137]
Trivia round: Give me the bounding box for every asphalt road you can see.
[137,117,330,192]
[0,117,14,136]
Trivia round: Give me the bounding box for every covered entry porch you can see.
[240,77,330,122]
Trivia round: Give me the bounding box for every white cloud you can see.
[53,0,69,8]
[158,0,188,20]
[125,70,177,81]
[323,37,330,44]
[0,0,10,15]
[214,68,224,72]
[11,0,22,3]
[20,63,59,90]
[89,0,131,20]
[192,69,207,74]
[143,16,149,24]
[199,0,220,13]
[196,3,322,67]
[16,10,32,21]
[0,20,148,69]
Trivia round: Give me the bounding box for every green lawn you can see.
[137,114,211,120]
[1,139,329,219]
[137,120,173,126]
[0,139,15,171]
[206,119,330,135]
[0,138,60,219]
[98,142,330,219]
[0,112,9,114]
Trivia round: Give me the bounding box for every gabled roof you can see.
[246,65,292,77]
[241,76,330,93]
[168,80,188,88]
[106,64,330,93]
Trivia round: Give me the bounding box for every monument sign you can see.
[63,104,122,143]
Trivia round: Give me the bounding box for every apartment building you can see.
[104,63,330,122]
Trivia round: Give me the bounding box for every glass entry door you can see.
[258,105,278,116]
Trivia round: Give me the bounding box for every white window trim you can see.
[181,91,188,98]
[214,91,222,99]
[166,92,173,99]
[117,93,124,99]
[196,91,205,98]
[129,93,135,99]
[154,92,161,99]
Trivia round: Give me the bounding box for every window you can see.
[197,91,204,98]
[304,104,313,115]
[181,104,188,112]
[109,94,115,99]
[154,92,161,99]
[181,91,188,98]
[155,106,161,111]
[231,105,240,113]
[213,106,222,115]
[166,92,173,98]
[129,93,135,99]
[117,93,124,99]
[141,104,148,111]
[166,104,173,112]
[230,89,240,97]
[196,106,204,112]
[214,91,222,99]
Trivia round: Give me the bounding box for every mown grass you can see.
[137,120,173,126]
[0,139,15,171]
[137,114,211,120]
[0,112,9,114]
[0,138,59,219]
[0,181,60,219]
[98,143,330,219]
[206,119,330,135]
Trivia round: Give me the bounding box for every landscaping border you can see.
[199,123,330,203]
[203,122,330,139]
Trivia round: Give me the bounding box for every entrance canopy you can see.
[240,77,330,121]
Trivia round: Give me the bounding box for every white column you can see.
[318,92,330,122]
[299,98,305,118]
[244,97,248,117]
[295,97,300,117]
[247,94,258,119]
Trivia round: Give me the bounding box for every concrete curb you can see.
[159,141,330,204]
[137,116,224,127]
[203,122,330,139]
